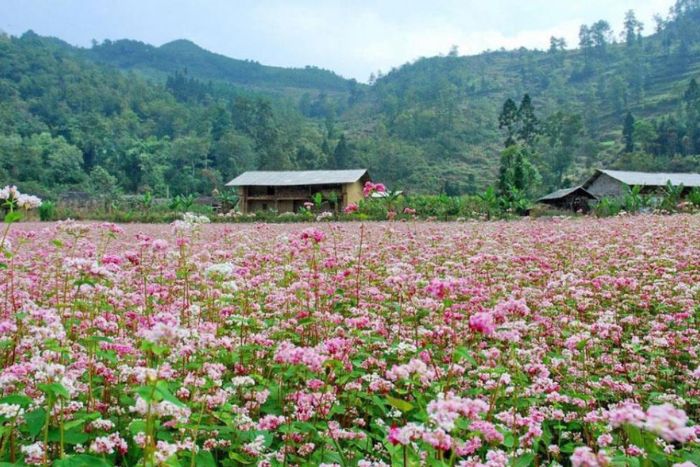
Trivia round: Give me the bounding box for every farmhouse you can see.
[225,169,370,213]
[582,169,700,198]
[536,186,597,212]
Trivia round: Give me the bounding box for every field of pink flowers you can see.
[1,216,700,466]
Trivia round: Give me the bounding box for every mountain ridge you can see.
[1,1,700,198]
[85,36,355,95]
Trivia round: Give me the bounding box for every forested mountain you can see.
[86,38,354,95]
[340,0,700,193]
[2,0,700,199]
[0,31,332,197]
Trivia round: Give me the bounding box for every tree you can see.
[623,10,644,47]
[623,112,635,153]
[548,37,567,66]
[517,94,539,147]
[498,98,519,147]
[579,25,593,64]
[332,134,350,169]
[609,76,629,113]
[211,132,257,181]
[296,143,322,169]
[24,133,86,187]
[498,144,540,198]
[685,78,700,103]
[89,165,120,198]
[590,20,612,54]
[633,119,659,154]
[540,112,584,188]
[684,78,700,153]
[548,36,567,54]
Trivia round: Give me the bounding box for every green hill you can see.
[0,31,336,197]
[1,1,700,199]
[338,2,700,192]
[85,38,354,96]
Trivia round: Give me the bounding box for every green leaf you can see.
[647,453,668,467]
[156,381,186,407]
[0,394,32,408]
[512,453,535,467]
[96,350,118,364]
[23,408,46,437]
[63,419,87,431]
[681,450,700,466]
[134,385,161,403]
[454,346,478,366]
[151,344,169,356]
[4,211,22,223]
[195,451,217,467]
[612,456,640,467]
[386,395,414,413]
[48,428,89,445]
[229,451,253,464]
[560,442,575,453]
[163,456,182,467]
[129,419,147,435]
[74,277,97,287]
[38,382,70,399]
[54,454,112,467]
[503,432,515,448]
[623,424,644,448]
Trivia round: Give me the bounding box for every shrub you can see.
[688,187,700,207]
[594,197,623,217]
[38,200,56,221]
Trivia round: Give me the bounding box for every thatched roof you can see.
[226,169,369,187]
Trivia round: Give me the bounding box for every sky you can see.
[1,0,677,82]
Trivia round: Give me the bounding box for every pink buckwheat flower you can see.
[571,446,610,467]
[20,442,45,465]
[469,312,496,335]
[645,404,696,443]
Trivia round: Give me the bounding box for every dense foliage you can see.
[2,1,700,201]
[87,39,352,94]
[0,33,341,199]
[351,1,700,193]
[0,216,699,466]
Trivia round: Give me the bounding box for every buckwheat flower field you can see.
[1,216,700,466]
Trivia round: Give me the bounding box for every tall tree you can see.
[517,94,539,147]
[332,134,350,169]
[498,98,519,147]
[685,78,700,103]
[623,112,635,153]
[548,36,567,54]
[541,112,584,188]
[684,78,700,153]
[623,10,644,47]
[590,20,613,57]
[579,25,593,65]
[498,145,540,198]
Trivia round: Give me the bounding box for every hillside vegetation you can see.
[1,0,700,199]
[86,38,354,95]
[342,0,700,193]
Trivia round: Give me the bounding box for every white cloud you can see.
[233,0,677,81]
